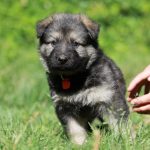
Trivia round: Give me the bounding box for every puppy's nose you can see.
[57,55,68,64]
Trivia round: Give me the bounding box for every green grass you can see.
[0,0,150,149]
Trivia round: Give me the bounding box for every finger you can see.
[128,71,150,92]
[144,65,150,72]
[132,104,150,114]
[130,93,150,106]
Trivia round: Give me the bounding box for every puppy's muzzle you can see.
[56,54,68,65]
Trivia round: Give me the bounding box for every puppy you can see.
[36,14,129,145]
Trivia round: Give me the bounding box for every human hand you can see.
[128,65,150,114]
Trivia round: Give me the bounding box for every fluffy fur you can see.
[36,14,129,145]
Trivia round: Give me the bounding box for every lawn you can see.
[0,0,150,149]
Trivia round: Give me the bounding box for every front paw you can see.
[70,132,86,145]
[67,117,87,145]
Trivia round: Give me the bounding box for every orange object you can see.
[62,79,71,90]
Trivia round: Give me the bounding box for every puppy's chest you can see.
[57,102,99,119]
[52,84,114,105]
[49,73,89,94]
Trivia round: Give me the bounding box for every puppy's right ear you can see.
[36,16,53,38]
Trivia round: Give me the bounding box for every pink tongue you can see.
[62,79,71,90]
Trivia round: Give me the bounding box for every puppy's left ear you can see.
[80,15,100,40]
[36,16,53,38]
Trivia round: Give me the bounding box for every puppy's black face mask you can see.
[48,42,87,75]
[37,14,99,76]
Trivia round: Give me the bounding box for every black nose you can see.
[57,55,68,64]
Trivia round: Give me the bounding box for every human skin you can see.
[128,65,150,114]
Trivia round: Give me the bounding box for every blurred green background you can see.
[0,0,150,149]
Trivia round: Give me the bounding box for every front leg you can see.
[98,100,128,132]
[67,117,87,145]
[98,103,119,131]
[55,104,87,145]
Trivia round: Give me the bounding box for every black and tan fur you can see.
[36,14,129,145]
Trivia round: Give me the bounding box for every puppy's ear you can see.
[36,16,53,38]
[80,15,100,40]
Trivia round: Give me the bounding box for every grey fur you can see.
[36,13,129,145]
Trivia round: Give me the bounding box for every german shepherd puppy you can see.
[36,14,129,145]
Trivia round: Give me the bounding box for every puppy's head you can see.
[36,14,100,75]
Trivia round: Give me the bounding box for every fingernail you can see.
[127,89,131,92]
[127,97,130,101]
[133,108,140,112]
[132,108,137,112]
[127,98,132,102]
[148,77,150,81]
[131,101,135,105]
[132,108,135,112]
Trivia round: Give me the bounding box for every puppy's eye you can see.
[73,41,80,47]
[50,40,57,46]
[45,40,57,46]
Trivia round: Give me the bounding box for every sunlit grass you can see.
[0,0,150,149]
